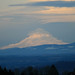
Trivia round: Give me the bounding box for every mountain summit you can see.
[0,28,67,49]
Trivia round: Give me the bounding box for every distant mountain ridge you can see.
[0,42,75,56]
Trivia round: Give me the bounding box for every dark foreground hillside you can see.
[0,65,75,75]
[0,43,75,75]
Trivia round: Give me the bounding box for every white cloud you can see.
[33,7,75,15]
[0,1,75,24]
[46,47,57,50]
[0,28,67,49]
[39,15,75,24]
[68,46,74,48]
[1,18,13,21]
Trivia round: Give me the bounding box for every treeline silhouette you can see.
[0,65,75,75]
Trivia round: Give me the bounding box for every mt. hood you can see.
[0,28,67,49]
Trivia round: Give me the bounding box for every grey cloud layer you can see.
[9,1,75,7]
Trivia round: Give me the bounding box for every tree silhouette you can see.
[8,69,14,75]
[14,68,20,75]
[3,67,8,75]
[44,66,50,75]
[21,72,24,75]
[21,69,26,75]
[2,65,75,75]
[33,68,38,75]
[0,66,3,75]
[49,65,59,75]
[62,71,69,75]
[27,66,33,75]
[73,68,75,74]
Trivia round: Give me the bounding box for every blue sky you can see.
[0,0,75,48]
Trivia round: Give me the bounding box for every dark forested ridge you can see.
[0,65,75,75]
[0,43,75,75]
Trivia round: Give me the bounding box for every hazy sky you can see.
[0,0,75,48]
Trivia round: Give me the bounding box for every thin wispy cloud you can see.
[0,0,74,24]
[32,7,75,15]
[39,15,75,24]
[29,0,75,2]
[9,1,75,7]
